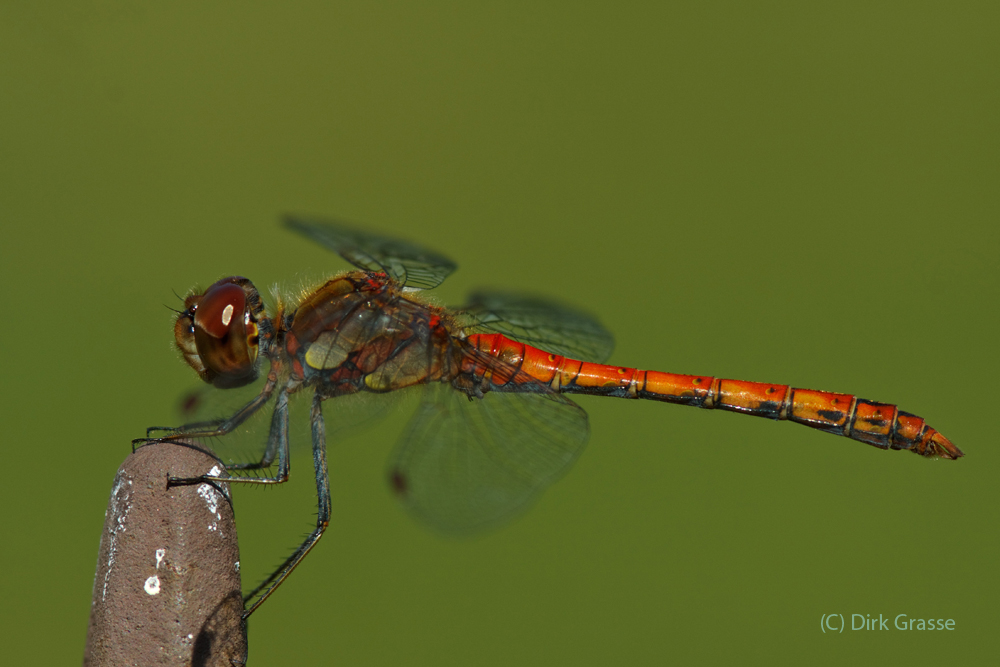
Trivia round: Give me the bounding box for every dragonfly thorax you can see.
[282,271,454,396]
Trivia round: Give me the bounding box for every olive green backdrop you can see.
[2,2,996,664]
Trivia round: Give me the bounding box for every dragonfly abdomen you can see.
[645,375,960,459]
[467,334,961,460]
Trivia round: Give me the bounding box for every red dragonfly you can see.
[137,217,961,617]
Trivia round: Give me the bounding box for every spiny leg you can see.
[167,388,291,487]
[243,392,331,618]
[143,386,271,440]
[226,388,291,475]
[133,370,279,449]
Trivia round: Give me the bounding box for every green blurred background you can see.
[2,2,997,664]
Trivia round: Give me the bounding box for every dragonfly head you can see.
[174,277,265,388]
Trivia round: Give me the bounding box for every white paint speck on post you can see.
[155,548,165,568]
[144,576,161,596]
[101,471,133,603]
[197,470,228,537]
[196,484,221,517]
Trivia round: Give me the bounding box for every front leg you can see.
[133,387,273,450]
[133,364,281,449]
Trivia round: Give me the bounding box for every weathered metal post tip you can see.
[85,441,247,666]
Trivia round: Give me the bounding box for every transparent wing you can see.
[455,290,615,363]
[388,377,590,534]
[284,215,457,290]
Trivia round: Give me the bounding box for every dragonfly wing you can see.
[284,215,457,290]
[388,381,589,534]
[455,290,615,363]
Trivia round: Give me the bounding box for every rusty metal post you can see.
[84,441,248,666]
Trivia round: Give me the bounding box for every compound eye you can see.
[190,282,259,388]
[194,283,247,339]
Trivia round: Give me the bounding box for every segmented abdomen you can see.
[465,333,962,460]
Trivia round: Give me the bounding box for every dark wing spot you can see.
[180,391,203,417]
[390,470,408,497]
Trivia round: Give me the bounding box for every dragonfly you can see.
[136,216,962,618]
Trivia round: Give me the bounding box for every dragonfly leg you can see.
[242,392,330,618]
[225,388,290,474]
[167,388,291,487]
[133,366,280,448]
